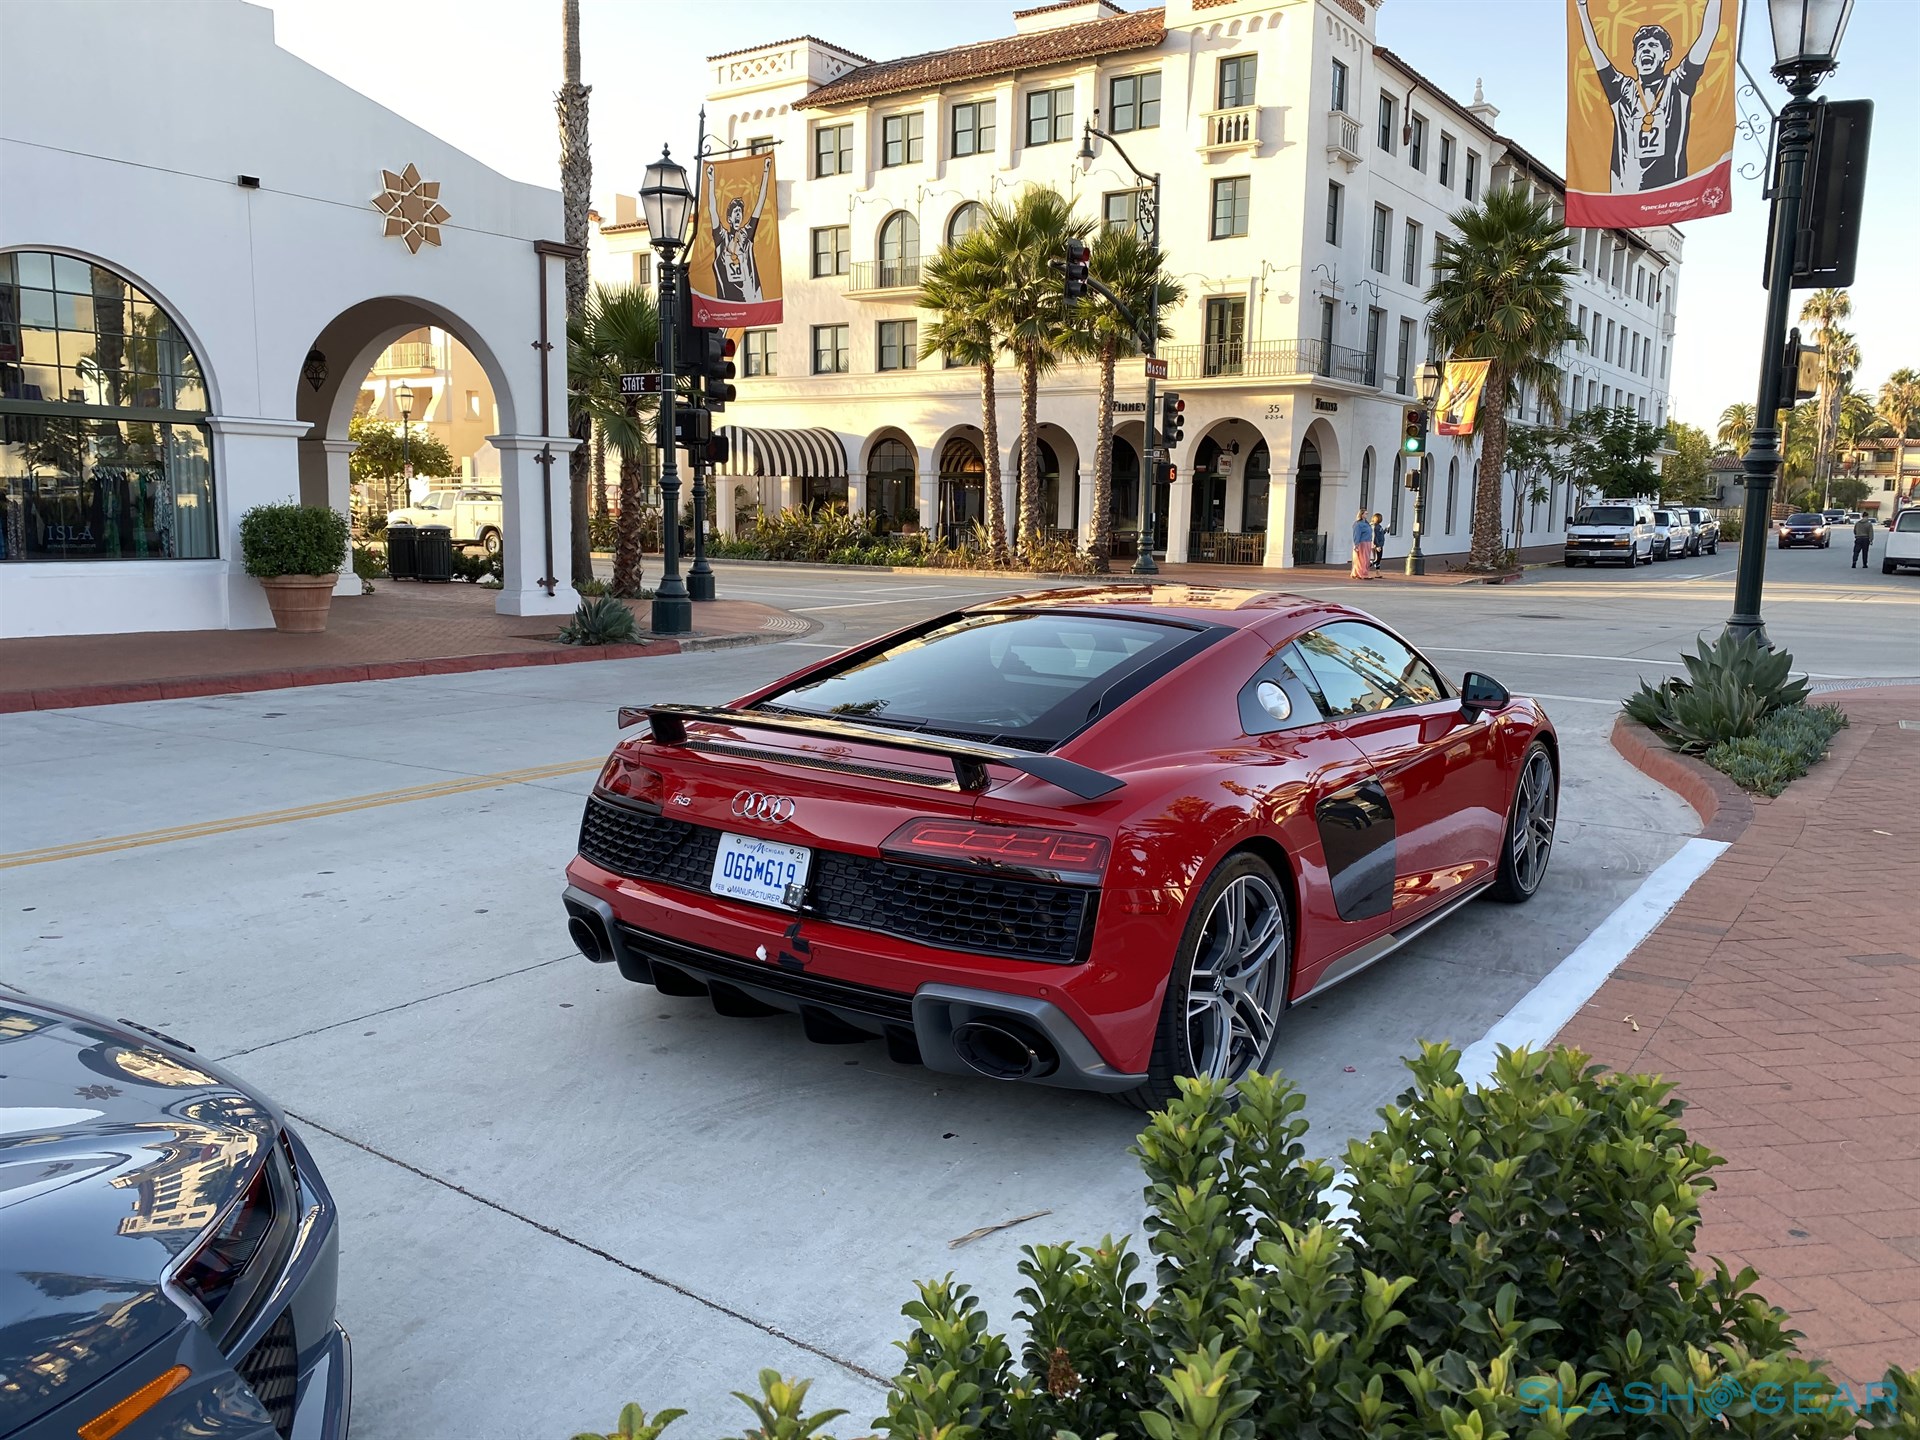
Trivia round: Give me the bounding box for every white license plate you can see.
[710,832,811,910]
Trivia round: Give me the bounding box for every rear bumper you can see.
[563,881,1147,1092]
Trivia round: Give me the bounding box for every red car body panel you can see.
[562,587,1555,1086]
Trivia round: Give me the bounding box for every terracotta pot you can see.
[258,574,338,634]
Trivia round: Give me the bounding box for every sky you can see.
[261,0,1917,435]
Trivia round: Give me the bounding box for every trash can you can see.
[385,523,417,580]
[413,524,453,583]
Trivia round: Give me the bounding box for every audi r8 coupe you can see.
[562,587,1558,1108]
[0,993,350,1440]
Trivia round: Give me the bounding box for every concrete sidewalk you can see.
[1560,686,1920,1387]
[0,581,810,712]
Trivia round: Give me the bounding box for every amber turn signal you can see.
[79,1365,190,1440]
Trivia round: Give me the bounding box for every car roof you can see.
[971,585,1351,631]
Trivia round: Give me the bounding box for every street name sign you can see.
[1143,357,1169,380]
[620,372,664,396]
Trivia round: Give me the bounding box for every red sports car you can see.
[562,586,1558,1108]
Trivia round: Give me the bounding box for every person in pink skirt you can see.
[1350,508,1374,579]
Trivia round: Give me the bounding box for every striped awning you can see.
[715,426,847,480]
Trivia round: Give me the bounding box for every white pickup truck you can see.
[386,488,504,554]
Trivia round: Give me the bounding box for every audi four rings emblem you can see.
[731,790,797,823]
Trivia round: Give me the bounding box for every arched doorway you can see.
[878,212,920,289]
[938,433,984,542]
[1193,436,1229,533]
[1295,435,1324,563]
[1034,425,1079,537]
[865,432,916,534]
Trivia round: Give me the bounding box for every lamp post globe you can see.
[1769,0,1855,86]
[1417,360,1444,407]
[640,148,693,255]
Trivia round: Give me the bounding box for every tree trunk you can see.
[1017,354,1042,556]
[559,0,594,587]
[612,440,647,597]
[592,424,608,522]
[1088,342,1115,571]
[1469,365,1509,570]
[980,357,1008,558]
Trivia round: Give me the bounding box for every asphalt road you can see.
[3,546,1915,1438]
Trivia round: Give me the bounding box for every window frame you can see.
[742,328,777,377]
[1109,70,1161,133]
[1296,620,1451,718]
[1330,58,1349,114]
[1024,86,1074,147]
[1102,188,1150,241]
[810,323,850,375]
[946,201,987,246]
[880,110,924,168]
[950,98,996,158]
[1377,92,1396,153]
[1464,151,1480,200]
[1237,644,1329,736]
[810,225,850,278]
[1217,54,1257,110]
[1209,176,1251,240]
[1408,114,1427,171]
[1370,203,1391,273]
[877,318,918,373]
[1402,219,1421,285]
[813,122,853,178]
[1325,180,1343,245]
[1438,132,1454,186]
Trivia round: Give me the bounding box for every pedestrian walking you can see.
[1350,508,1373,579]
[1371,513,1388,577]
[1851,514,1874,569]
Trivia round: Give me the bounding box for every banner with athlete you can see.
[1566,0,1737,227]
[1435,359,1493,438]
[687,152,782,328]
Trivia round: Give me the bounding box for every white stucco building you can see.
[679,0,1683,567]
[0,0,579,637]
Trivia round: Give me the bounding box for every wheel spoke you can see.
[1189,874,1288,1080]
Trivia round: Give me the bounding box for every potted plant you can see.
[239,501,351,633]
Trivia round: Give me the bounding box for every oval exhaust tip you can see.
[567,915,607,963]
[951,1020,1059,1081]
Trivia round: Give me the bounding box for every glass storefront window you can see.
[1,250,216,562]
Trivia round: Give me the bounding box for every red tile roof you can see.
[795,6,1166,110]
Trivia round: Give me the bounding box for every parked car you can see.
[1778,512,1831,548]
[1684,506,1721,555]
[0,992,350,1440]
[563,588,1559,1108]
[1885,507,1920,574]
[1564,501,1655,566]
[385,487,504,554]
[1820,509,1847,528]
[1652,508,1696,560]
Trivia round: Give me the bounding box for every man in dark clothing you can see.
[1371,512,1387,575]
[1852,514,1875,568]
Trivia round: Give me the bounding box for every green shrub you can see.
[575,576,609,597]
[1718,512,1743,543]
[351,543,383,581]
[557,595,639,646]
[589,512,617,552]
[239,502,351,578]
[452,550,503,584]
[1623,632,1811,754]
[1705,702,1848,795]
[574,1044,1916,1439]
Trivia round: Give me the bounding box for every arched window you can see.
[1,249,217,563]
[878,212,920,288]
[867,435,917,534]
[1445,457,1459,534]
[1359,449,1373,512]
[946,202,986,247]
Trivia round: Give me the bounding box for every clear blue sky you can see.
[264,0,1916,435]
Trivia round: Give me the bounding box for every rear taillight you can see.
[882,818,1109,883]
[175,1161,275,1317]
[597,752,663,806]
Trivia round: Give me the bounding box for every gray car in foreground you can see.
[0,992,349,1440]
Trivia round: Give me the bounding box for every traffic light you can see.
[673,405,712,450]
[695,329,737,411]
[1401,406,1428,457]
[1160,391,1185,446]
[705,433,732,467]
[1062,239,1090,301]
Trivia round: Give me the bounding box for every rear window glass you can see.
[1787,513,1823,524]
[1897,511,1920,533]
[764,612,1192,745]
[1575,506,1634,525]
[1655,511,1674,524]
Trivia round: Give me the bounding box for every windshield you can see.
[765,612,1193,746]
[1655,511,1675,524]
[1787,513,1823,525]
[1574,506,1635,526]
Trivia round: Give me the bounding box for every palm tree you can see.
[569,283,658,596]
[1798,289,1852,500]
[1076,226,1183,570]
[1716,401,1755,456]
[985,187,1092,556]
[1425,186,1582,570]
[918,224,1009,557]
[559,0,594,587]
[1878,368,1920,505]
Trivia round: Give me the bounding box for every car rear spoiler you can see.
[619,703,1125,801]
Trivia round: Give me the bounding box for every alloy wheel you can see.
[1508,749,1557,896]
[1186,873,1287,1081]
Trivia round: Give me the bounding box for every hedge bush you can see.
[707,508,1101,575]
[572,1044,1917,1439]
[239,502,351,578]
[1705,702,1849,796]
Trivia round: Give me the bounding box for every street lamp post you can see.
[1726,0,1856,647]
[395,382,415,511]
[640,146,695,636]
[1078,118,1161,576]
[1409,360,1444,576]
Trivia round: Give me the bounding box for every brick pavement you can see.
[1558,687,1920,1386]
[0,581,806,712]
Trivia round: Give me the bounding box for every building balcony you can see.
[1200,106,1260,156]
[1326,109,1363,170]
[1162,339,1375,387]
[846,258,922,297]
[372,341,444,372]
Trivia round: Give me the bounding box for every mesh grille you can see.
[578,794,1093,964]
[237,1310,298,1438]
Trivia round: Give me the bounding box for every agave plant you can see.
[557,595,641,646]
[1623,633,1811,754]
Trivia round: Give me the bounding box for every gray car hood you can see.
[0,994,277,1431]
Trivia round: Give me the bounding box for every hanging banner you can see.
[1435,359,1494,438]
[688,152,782,328]
[1565,0,1737,227]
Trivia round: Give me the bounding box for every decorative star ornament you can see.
[373,163,450,254]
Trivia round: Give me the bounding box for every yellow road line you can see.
[1,758,603,869]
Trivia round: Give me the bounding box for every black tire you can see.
[1487,741,1558,904]
[480,528,503,558]
[1124,852,1291,1112]
[1885,559,1897,574]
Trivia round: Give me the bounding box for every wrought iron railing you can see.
[849,258,921,291]
[376,341,441,371]
[1185,530,1265,565]
[1292,531,1329,566]
[1160,339,1374,385]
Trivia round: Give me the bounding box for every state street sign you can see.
[620,372,663,396]
[1143,357,1169,380]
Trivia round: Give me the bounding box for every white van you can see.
[1885,508,1920,575]
[1565,501,1656,567]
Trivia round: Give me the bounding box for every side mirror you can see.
[1460,671,1510,719]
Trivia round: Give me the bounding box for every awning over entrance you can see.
[939,436,983,475]
[715,426,847,479]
